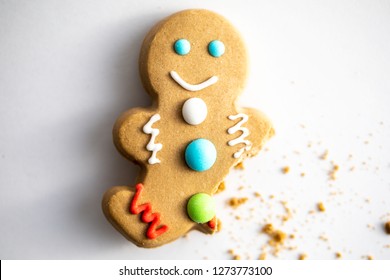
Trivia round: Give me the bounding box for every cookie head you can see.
[139,9,248,101]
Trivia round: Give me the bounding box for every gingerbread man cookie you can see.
[102,9,274,248]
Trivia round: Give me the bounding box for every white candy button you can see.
[182,97,207,125]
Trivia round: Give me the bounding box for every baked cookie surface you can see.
[102,9,274,248]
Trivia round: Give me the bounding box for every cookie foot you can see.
[102,185,167,248]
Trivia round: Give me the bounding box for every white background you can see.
[1,0,389,260]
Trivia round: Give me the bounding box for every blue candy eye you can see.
[174,39,191,55]
[208,40,225,57]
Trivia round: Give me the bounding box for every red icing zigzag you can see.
[130,183,169,239]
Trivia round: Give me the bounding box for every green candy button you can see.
[187,193,215,223]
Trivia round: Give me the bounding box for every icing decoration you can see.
[227,113,252,158]
[174,39,191,56]
[208,216,217,230]
[187,193,216,223]
[143,114,163,164]
[185,138,217,172]
[130,183,169,239]
[208,40,225,57]
[182,97,208,125]
[170,71,218,92]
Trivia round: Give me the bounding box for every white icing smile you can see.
[170,71,218,92]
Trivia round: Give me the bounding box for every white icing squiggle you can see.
[143,114,163,164]
[227,113,252,159]
[170,71,218,92]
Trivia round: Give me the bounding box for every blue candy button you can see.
[208,40,225,57]
[174,39,191,56]
[185,139,217,172]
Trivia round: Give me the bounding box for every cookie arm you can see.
[241,107,274,157]
[113,108,160,165]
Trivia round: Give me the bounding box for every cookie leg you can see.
[102,186,148,246]
[103,183,176,248]
[103,186,139,241]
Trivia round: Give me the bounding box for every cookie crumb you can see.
[300,172,305,177]
[281,201,293,222]
[298,253,307,260]
[367,224,375,230]
[281,166,290,174]
[228,249,241,260]
[228,197,248,208]
[260,224,290,256]
[320,150,329,160]
[254,192,264,202]
[258,253,267,260]
[384,221,390,234]
[367,255,373,260]
[317,202,326,212]
[335,252,342,259]
[329,163,339,180]
[262,223,274,235]
[271,230,286,244]
[215,181,226,194]
[216,218,222,232]
[234,162,245,170]
[319,234,328,241]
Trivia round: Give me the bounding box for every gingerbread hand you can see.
[102,9,274,248]
[113,108,162,164]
